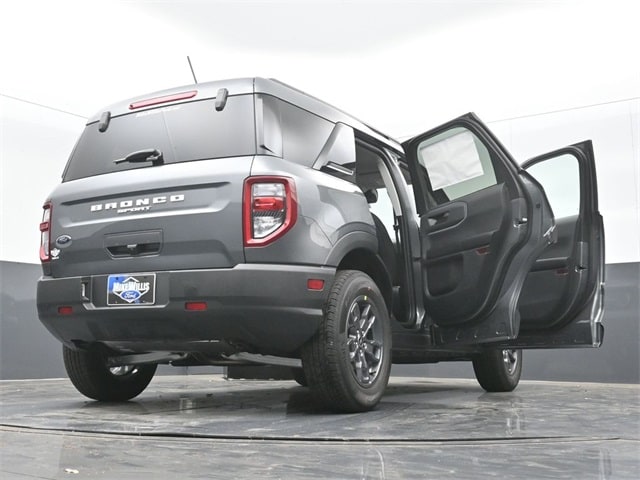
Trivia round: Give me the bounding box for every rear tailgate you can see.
[48,157,251,278]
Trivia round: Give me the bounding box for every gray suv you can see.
[37,78,605,412]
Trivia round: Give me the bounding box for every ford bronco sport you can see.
[37,78,605,412]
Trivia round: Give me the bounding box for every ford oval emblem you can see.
[55,235,72,248]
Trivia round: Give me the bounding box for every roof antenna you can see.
[187,56,198,84]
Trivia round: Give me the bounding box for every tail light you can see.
[39,202,52,262]
[243,177,297,246]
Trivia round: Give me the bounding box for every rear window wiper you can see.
[114,149,164,166]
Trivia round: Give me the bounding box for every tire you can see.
[301,270,391,412]
[291,367,308,387]
[63,345,157,401]
[472,348,522,392]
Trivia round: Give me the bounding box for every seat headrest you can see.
[364,189,378,204]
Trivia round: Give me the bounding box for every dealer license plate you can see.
[107,274,156,306]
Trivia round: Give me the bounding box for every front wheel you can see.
[472,348,522,392]
[291,367,308,387]
[63,345,157,401]
[301,270,391,412]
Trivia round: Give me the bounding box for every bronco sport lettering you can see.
[90,194,185,212]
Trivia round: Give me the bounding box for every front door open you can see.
[513,140,605,347]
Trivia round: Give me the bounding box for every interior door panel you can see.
[511,141,605,348]
[518,216,579,326]
[424,183,511,321]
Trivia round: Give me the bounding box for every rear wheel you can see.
[301,270,391,412]
[472,348,522,392]
[63,345,157,401]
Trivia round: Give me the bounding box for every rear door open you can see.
[403,113,555,346]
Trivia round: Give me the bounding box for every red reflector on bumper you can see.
[307,279,325,291]
[58,306,73,315]
[185,302,207,311]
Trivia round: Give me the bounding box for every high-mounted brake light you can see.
[243,177,297,247]
[39,202,52,262]
[129,90,197,110]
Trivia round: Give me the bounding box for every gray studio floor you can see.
[1,375,639,479]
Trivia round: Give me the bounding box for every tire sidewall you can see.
[332,272,392,408]
[473,348,523,392]
[63,345,156,401]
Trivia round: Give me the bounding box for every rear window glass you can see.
[63,95,257,181]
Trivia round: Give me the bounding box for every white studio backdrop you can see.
[1,0,639,264]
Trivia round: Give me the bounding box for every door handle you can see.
[427,211,448,227]
[426,203,467,232]
[431,211,450,221]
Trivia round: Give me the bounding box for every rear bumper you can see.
[37,264,335,356]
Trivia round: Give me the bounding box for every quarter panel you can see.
[246,156,376,266]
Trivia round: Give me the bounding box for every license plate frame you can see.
[107,273,156,306]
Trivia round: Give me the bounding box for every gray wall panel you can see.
[0,262,65,379]
[1,261,638,383]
